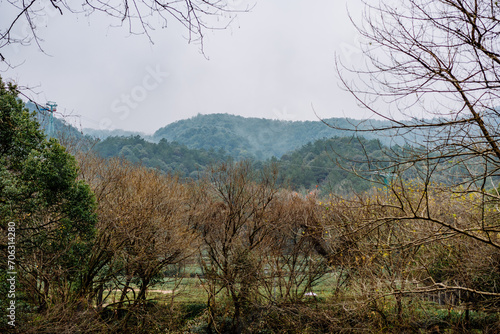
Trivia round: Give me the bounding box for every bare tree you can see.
[76,154,197,331]
[331,0,500,315]
[336,0,500,249]
[195,161,280,333]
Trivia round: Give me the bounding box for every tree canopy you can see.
[0,77,97,321]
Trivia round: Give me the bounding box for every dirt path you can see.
[148,289,173,294]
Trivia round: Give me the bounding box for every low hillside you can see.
[278,136,387,193]
[92,135,390,193]
[92,135,231,178]
[152,113,398,160]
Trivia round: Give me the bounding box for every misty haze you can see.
[2,0,500,333]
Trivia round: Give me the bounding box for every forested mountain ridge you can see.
[279,136,387,193]
[152,113,399,160]
[24,107,397,191]
[92,135,387,193]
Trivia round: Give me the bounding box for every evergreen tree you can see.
[0,77,97,326]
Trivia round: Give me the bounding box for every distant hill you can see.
[20,105,426,193]
[91,135,390,193]
[278,136,388,193]
[152,113,400,160]
[20,104,465,192]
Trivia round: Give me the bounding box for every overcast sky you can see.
[1,0,367,134]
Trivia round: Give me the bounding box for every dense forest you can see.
[26,104,398,193]
[151,113,405,160]
[278,136,388,193]
[85,113,403,160]
[93,135,230,179]
[28,103,479,194]
[26,106,393,193]
[91,134,389,193]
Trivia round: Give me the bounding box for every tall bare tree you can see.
[76,154,197,331]
[332,0,500,312]
[196,161,280,333]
